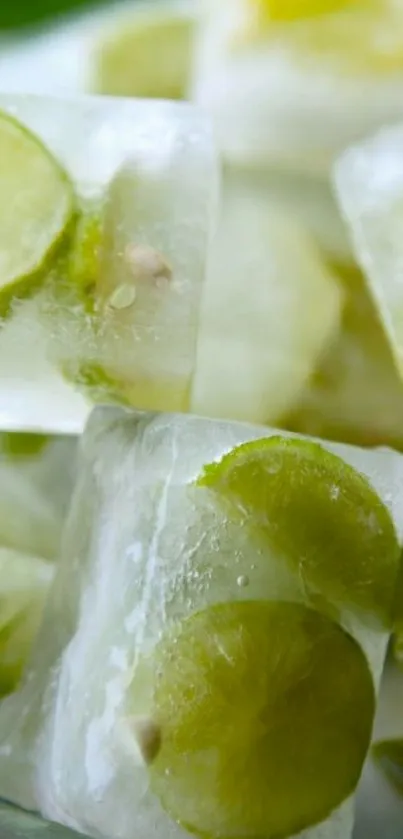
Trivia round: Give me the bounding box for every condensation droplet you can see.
[237,575,250,588]
[109,283,137,310]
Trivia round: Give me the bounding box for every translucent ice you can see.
[0,407,402,839]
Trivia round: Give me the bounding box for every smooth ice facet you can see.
[0,408,402,839]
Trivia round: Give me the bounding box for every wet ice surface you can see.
[0,408,402,839]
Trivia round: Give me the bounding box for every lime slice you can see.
[0,547,53,697]
[150,599,375,838]
[0,110,75,315]
[198,436,401,626]
[92,8,194,100]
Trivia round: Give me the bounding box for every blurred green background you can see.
[0,0,111,30]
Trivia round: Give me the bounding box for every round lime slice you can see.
[0,110,75,315]
[151,599,375,838]
[198,436,401,626]
[92,9,193,100]
[0,547,53,697]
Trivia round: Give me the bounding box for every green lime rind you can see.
[151,599,375,839]
[198,436,401,627]
[0,110,76,319]
[372,739,403,795]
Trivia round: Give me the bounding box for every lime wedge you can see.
[92,8,194,100]
[198,436,401,626]
[151,599,375,838]
[0,547,53,697]
[0,110,75,315]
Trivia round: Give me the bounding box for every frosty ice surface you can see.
[0,407,401,839]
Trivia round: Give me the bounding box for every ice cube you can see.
[0,407,402,839]
[191,166,343,424]
[335,123,403,385]
[0,93,217,432]
[192,0,403,176]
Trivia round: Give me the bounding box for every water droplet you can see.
[237,575,250,588]
[109,283,137,310]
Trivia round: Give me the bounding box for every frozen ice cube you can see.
[0,407,402,839]
[0,93,217,432]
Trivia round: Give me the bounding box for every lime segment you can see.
[0,110,74,314]
[151,600,375,838]
[198,436,401,625]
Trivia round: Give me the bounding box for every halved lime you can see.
[198,436,401,626]
[0,547,53,697]
[151,599,375,838]
[0,110,75,315]
[92,9,194,100]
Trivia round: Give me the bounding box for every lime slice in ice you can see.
[0,547,53,697]
[198,436,400,626]
[151,599,375,837]
[0,110,75,315]
[93,9,193,100]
